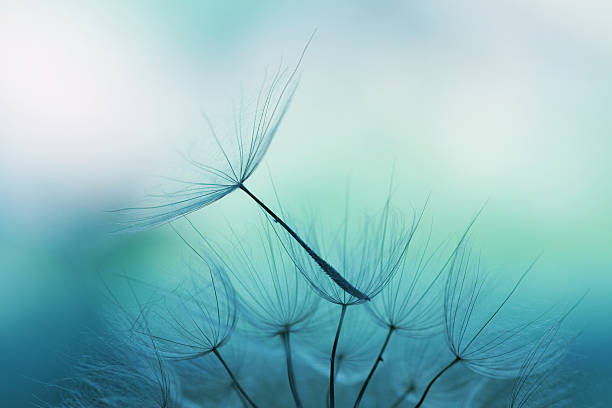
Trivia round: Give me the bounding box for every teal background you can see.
[1,0,610,405]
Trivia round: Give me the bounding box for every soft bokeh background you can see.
[1,0,611,405]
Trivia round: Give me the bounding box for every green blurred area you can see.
[1,0,611,405]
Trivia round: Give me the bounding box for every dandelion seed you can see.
[136,259,237,361]
[127,227,260,408]
[413,246,574,408]
[366,226,446,337]
[508,293,586,408]
[442,249,545,378]
[278,194,421,307]
[112,37,308,234]
[353,230,444,407]
[182,217,320,408]
[197,220,321,338]
[508,367,579,408]
[273,193,422,407]
[112,31,367,301]
[36,313,181,408]
[352,205,483,407]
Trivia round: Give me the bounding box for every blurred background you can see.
[1,0,611,405]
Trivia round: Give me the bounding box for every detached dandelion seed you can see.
[112,32,367,301]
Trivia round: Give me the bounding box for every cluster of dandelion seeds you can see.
[48,38,590,408]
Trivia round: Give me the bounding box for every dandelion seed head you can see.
[130,254,238,360]
[442,246,578,380]
[276,198,420,306]
[111,38,310,233]
[367,226,448,336]
[193,219,321,338]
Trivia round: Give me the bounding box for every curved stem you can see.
[213,348,259,408]
[239,184,368,300]
[330,304,348,408]
[353,326,395,407]
[414,356,460,408]
[281,331,303,408]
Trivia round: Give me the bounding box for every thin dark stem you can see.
[281,331,303,408]
[330,304,348,408]
[414,356,460,408]
[233,383,250,408]
[239,184,368,300]
[326,357,344,408]
[390,384,414,408]
[353,326,395,407]
[213,348,258,408]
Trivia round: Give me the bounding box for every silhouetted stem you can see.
[390,384,414,408]
[213,348,258,408]
[239,184,368,300]
[233,384,250,408]
[414,356,460,408]
[353,326,395,407]
[326,357,344,408]
[281,331,303,408]
[330,304,348,408]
